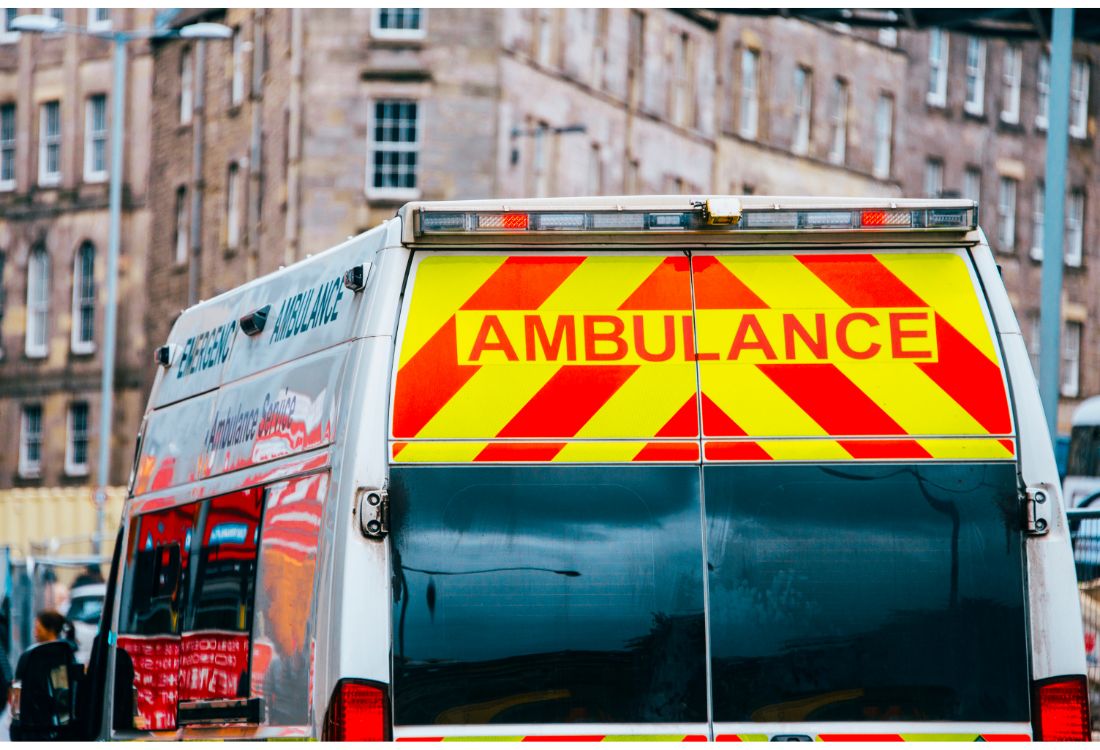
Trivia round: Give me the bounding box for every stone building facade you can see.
[0,8,156,494]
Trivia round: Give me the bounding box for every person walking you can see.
[9,611,78,741]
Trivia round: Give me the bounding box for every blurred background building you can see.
[1,7,1099,558]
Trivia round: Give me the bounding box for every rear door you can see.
[388,247,1030,740]
[695,249,1029,740]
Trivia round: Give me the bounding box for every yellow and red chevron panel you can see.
[694,251,1013,462]
[391,253,700,463]
[396,733,1028,742]
[390,251,1014,464]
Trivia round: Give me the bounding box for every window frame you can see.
[791,65,813,156]
[963,166,982,205]
[1062,320,1082,398]
[1030,181,1045,261]
[1,8,21,43]
[230,27,245,108]
[1065,188,1085,267]
[0,250,5,360]
[65,401,90,477]
[180,47,193,126]
[370,8,426,40]
[174,186,189,266]
[739,48,760,141]
[828,77,848,165]
[873,94,893,179]
[997,176,1018,252]
[84,93,108,183]
[19,403,43,479]
[225,161,242,250]
[71,241,96,354]
[365,98,421,200]
[87,7,110,32]
[25,245,50,358]
[0,101,14,190]
[1070,58,1090,140]
[923,157,944,199]
[927,29,949,107]
[38,100,62,187]
[1037,53,1050,130]
[1001,44,1022,124]
[964,36,986,115]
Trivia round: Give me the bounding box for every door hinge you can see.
[357,488,389,540]
[1024,486,1051,535]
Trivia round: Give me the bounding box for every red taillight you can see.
[322,679,391,742]
[1032,675,1090,741]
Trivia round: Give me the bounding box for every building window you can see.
[45,8,63,22]
[175,186,188,265]
[534,8,555,68]
[670,32,694,128]
[1065,188,1085,267]
[1026,310,1041,374]
[923,158,943,198]
[927,28,949,107]
[0,251,5,359]
[1001,44,1022,124]
[367,100,419,197]
[230,27,245,107]
[66,401,90,476]
[1062,320,1082,398]
[1036,53,1050,130]
[1031,181,1045,261]
[71,241,95,353]
[963,167,981,204]
[739,48,759,140]
[588,143,603,195]
[0,102,14,190]
[226,162,241,250]
[791,66,812,155]
[180,47,193,126]
[2,8,21,43]
[19,404,43,478]
[39,100,61,186]
[26,245,49,358]
[878,13,898,47]
[371,8,425,39]
[628,10,645,105]
[873,94,893,179]
[964,37,986,115]
[997,176,1018,252]
[87,8,110,31]
[1070,58,1090,139]
[827,77,848,165]
[84,94,108,182]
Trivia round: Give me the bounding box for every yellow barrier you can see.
[0,486,126,559]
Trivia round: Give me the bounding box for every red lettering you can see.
[890,311,932,358]
[727,314,777,360]
[783,313,828,359]
[836,312,881,360]
[682,315,719,361]
[469,315,518,361]
[524,315,577,361]
[584,315,628,361]
[634,315,677,362]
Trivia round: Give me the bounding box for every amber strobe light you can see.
[322,679,391,741]
[1031,675,1090,741]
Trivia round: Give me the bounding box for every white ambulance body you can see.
[94,196,1088,741]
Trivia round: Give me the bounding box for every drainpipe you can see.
[246,9,266,279]
[187,40,207,307]
[285,8,303,266]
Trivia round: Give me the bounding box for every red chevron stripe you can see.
[655,393,700,438]
[461,256,585,310]
[692,256,770,309]
[522,737,607,742]
[918,314,1013,435]
[838,439,932,459]
[759,363,908,436]
[633,441,700,462]
[391,442,407,458]
[705,441,772,461]
[619,256,693,310]
[497,365,639,438]
[998,439,1015,454]
[980,735,1031,741]
[795,254,927,308]
[701,392,749,437]
[392,316,480,438]
[817,735,904,742]
[474,442,565,462]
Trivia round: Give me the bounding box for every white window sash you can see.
[65,403,90,476]
[998,178,1017,250]
[38,102,61,186]
[739,49,759,140]
[828,80,848,165]
[873,96,892,179]
[180,50,193,125]
[1070,60,1089,139]
[1,8,21,43]
[25,250,49,358]
[1065,191,1084,267]
[175,189,189,265]
[0,103,14,190]
[71,246,95,353]
[1036,55,1050,130]
[226,164,241,249]
[964,37,986,115]
[370,8,426,40]
[87,8,110,31]
[366,100,421,199]
[1061,322,1082,397]
[84,95,108,183]
[18,407,43,478]
[231,30,246,107]
[1001,45,1021,123]
[1030,184,1045,261]
[927,29,948,106]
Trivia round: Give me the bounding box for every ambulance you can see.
[80,196,1089,741]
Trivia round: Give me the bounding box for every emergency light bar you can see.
[416,206,976,236]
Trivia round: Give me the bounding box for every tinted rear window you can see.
[389,465,707,725]
[705,462,1029,722]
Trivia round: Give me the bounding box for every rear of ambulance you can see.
[360,197,1088,742]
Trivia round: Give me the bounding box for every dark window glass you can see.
[704,462,1029,723]
[390,465,706,726]
[1067,425,1100,477]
